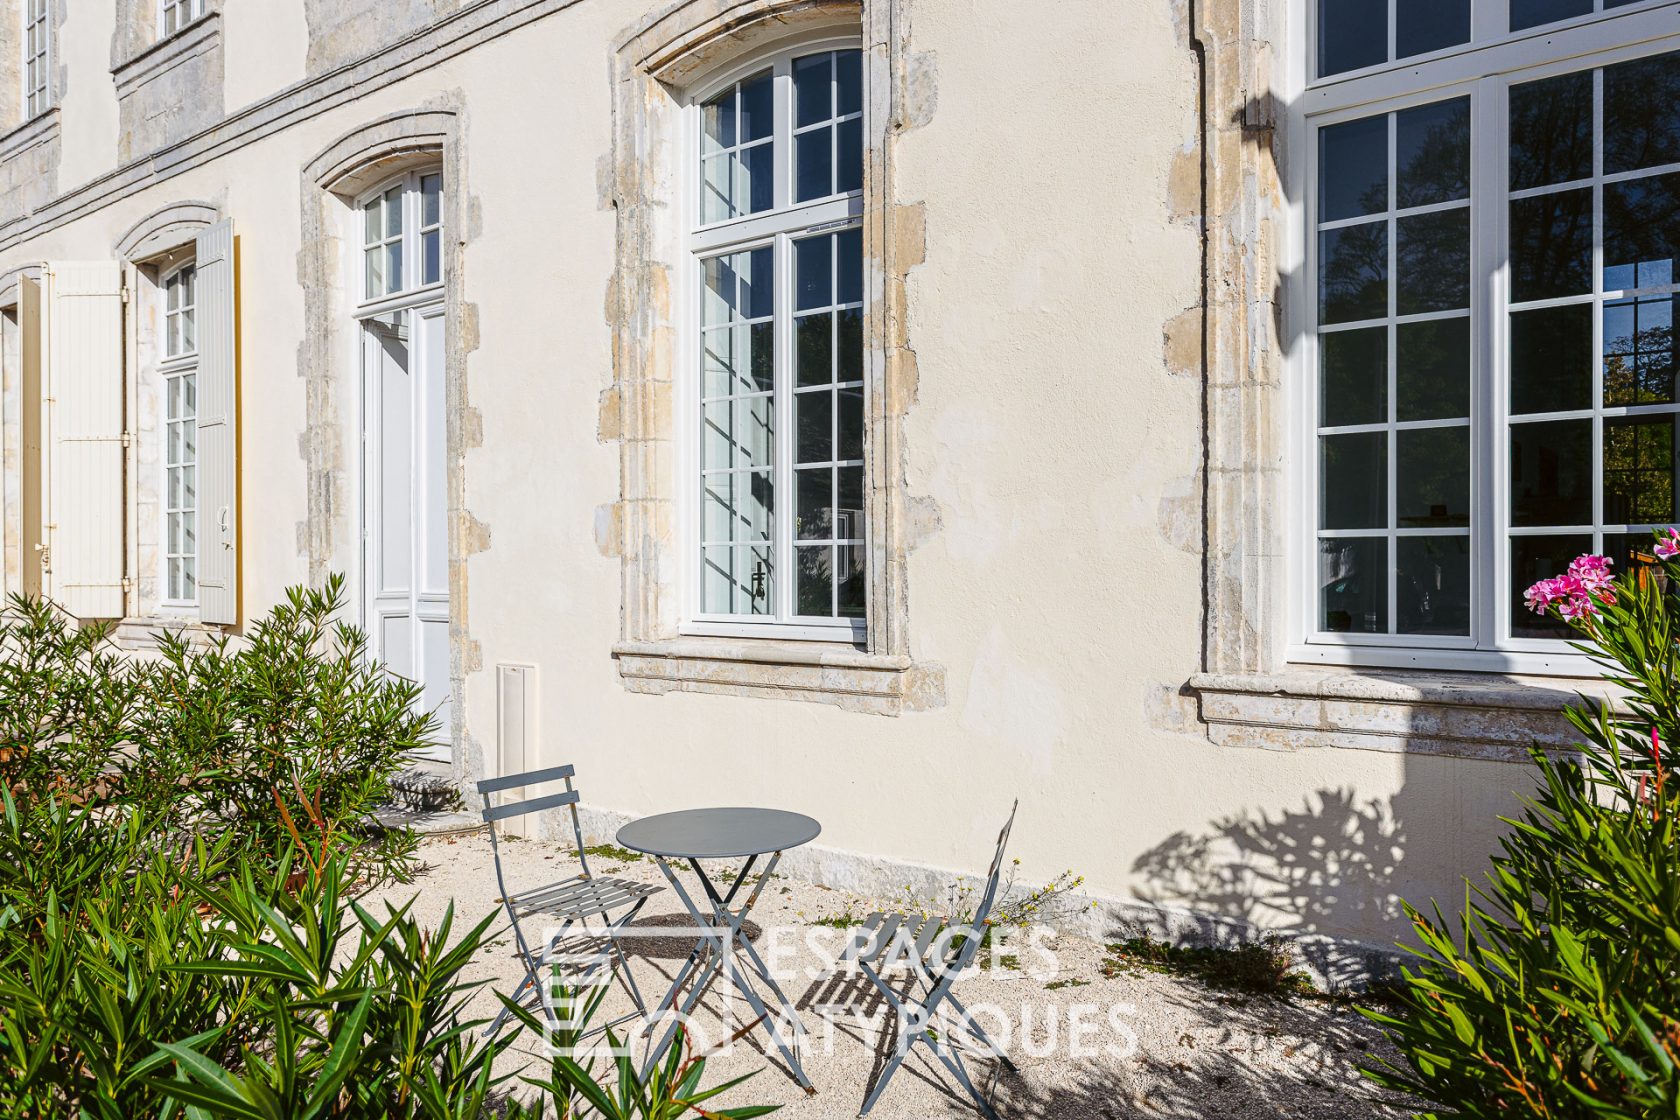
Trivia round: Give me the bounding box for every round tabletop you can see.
[616,807,821,860]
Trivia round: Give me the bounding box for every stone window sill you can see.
[112,614,219,652]
[1187,667,1617,761]
[112,12,221,99]
[0,109,59,161]
[612,638,939,716]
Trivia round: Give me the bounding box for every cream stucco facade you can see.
[0,0,1592,985]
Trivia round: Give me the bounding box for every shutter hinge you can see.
[121,284,131,304]
[121,576,133,593]
[121,431,133,448]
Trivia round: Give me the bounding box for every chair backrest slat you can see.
[477,763,576,795]
[947,800,1019,974]
[481,787,580,823]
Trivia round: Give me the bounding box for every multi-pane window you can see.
[23,0,49,119]
[162,264,197,604]
[1318,0,1653,77]
[1306,1,1680,664]
[160,0,202,37]
[692,46,866,635]
[360,171,443,304]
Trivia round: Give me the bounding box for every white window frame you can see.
[22,0,48,119]
[159,0,203,38]
[676,36,867,643]
[354,169,444,316]
[160,260,198,610]
[1289,1,1680,674]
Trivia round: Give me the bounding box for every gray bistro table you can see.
[616,807,821,1092]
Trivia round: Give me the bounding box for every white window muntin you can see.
[1292,6,1680,672]
[356,169,444,310]
[160,0,202,38]
[161,262,198,606]
[681,39,867,642]
[1308,0,1673,84]
[23,0,49,119]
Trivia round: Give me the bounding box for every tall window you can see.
[1303,0,1680,667]
[22,0,48,118]
[162,263,197,605]
[690,44,866,638]
[360,170,443,304]
[160,0,202,37]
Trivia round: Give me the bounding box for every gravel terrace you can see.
[363,834,1412,1120]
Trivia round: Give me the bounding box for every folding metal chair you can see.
[478,764,662,1036]
[842,801,1020,1119]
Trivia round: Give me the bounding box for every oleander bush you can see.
[1364,536,1680,1118]
[0,580,776,1118]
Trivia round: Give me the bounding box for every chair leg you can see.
[858,1038,915,1117]
[927,1031,1002,1120]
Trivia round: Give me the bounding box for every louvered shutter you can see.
[42,262,125,619]
[194,220,239,625]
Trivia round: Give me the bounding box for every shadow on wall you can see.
[1129,785,1413,991]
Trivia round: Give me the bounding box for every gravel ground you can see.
[364,834,1412,1120]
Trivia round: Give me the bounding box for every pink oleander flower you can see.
[1568,553,1615,594]
[1656,527,1680,560]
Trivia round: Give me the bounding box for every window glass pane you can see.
[795,128,834,202]
[1604,296,1677,406]
[837,117,863,194]
[1321,326,1387,427]
[1396,208,1469,314]
[797,467,832,539]
[794,54,832,128]
[1510,189,1592,302]
[1510,0,1591,32]
[364,247,383,300]
[423,230,440,286]
[1512,303,1593,413]
[1397,98,1469,209]
[838,466,863,533]
[742,142,773,215]
[1510,72,1593,191]
[740,72,773,141]
[796,545,833,615]
[797,314,833,387]
[837,308,863,381]
[836,50,862,117]
[385,243,403,295]
[1320,537,1387,632]
[1397,0,1469,60]
[1319,115,1388,223]
[703,545,772,615]
[743,246,773,318]
[1604,173,1680,292]
[1397,426,1470,526]
[837,228,862,303]
[797,391,832,464]
[1605,52,1680,176]
[1319,222,1388,324]
[703,91,735,152]
[796,235,833,311]
[701,155,732,224]
[180,307,195,353]
[703,471,773,543]
[838,387,864,460]
[1512,534,1590,637]
[421,174,442,225]
[383,187,402,237]
[1511,419,1592,526]
[1604,415,1678,525]
[837,541,866,618]
[1397,317,1470,421]
[1318,0,1386,77]
[1321,432,1387,529]
[1397,536,1470,635]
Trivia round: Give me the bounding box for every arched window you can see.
[357,169,443,305]
[686,39,866,639]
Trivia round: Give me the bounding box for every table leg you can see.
[638,851,814,1092]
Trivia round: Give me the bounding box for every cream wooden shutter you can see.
[41,262,125,619]
[194,220,239,625]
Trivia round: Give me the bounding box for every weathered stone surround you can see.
[604,0,943,714]
[111,11,226,165]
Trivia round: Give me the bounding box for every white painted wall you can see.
[0,0,1536,957]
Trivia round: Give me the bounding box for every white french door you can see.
[361,302,451,758]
